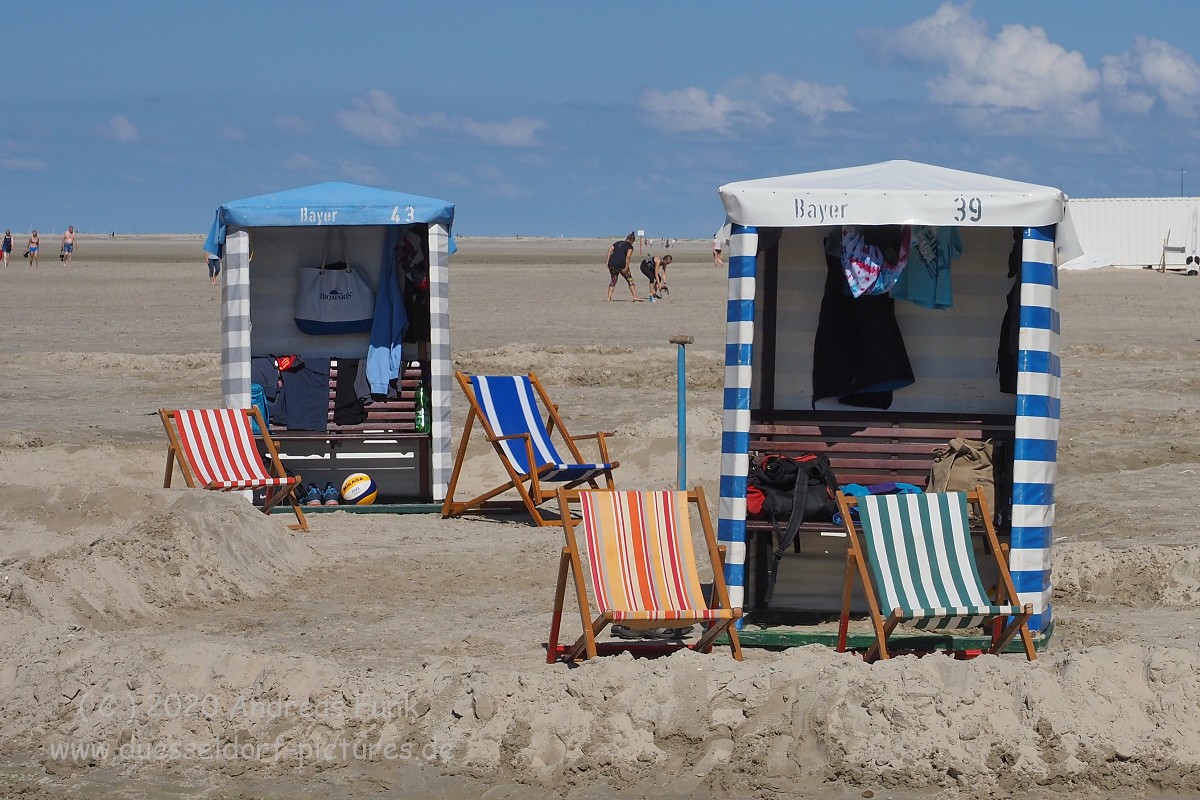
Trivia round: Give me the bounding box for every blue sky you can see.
[5,1,1200,237]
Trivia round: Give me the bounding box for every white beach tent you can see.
[203,182,456,501]
[1061,197,1200,271]
[715,160,1080,635]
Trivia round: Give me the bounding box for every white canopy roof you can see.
[719,160,1080,261]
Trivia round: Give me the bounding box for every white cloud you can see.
[275,114,312,135]
[461,117,546,147]
[336,158,385,185]
[640,74,850,135]
[335,89,545,147]
[757,73,855,123]
[882,2,1099,131]
[96,115,140,144]
[639,87,754,134]
[1103,37,1200,118]
[336,89,410,146]
[334,89,413,145]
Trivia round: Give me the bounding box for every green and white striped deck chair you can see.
[835,488,1036,662]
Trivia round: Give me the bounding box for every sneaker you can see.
[301,484,322,507]
[648,296,656,303]
[321,483,340,505]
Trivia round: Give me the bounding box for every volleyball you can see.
[340,472,378,505]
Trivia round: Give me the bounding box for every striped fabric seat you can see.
[580,491,731,621]
[160,408,307,531]
[443,371,619,526]
[857,492,1019,630]
[470,375,611,482]
[548,488,742,662]
[170,409,291,490]
[836,488,1035,661]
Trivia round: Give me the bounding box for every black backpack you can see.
[747,453,839,606]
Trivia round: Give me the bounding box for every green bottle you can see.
[413,366,430,434]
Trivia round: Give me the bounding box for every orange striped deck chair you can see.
[548,487,742,663]
[159,408,308,531]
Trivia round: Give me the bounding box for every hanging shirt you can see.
[891,226,963,309]
[840,225,912,298]
[814,232,915,410]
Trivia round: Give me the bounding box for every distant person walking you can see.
[205,248,221,285]
[640,253,672,300]
[61,226,76,266]
[1,230,11,268]
[26,231,39,267]
[712,232,723,267]
[605,232,643,302]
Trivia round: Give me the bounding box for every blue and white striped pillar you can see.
[717,224,758,612]
[1009,224,1060,633]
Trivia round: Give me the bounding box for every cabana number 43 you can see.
[296,205,416,224]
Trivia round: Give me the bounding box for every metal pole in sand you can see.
[669,335,694,491]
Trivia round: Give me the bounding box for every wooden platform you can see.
[725,619,1054,656]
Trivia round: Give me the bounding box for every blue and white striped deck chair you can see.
[442,371,619,526]
[835,488,1036,662]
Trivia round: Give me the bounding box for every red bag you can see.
[747,484,766,517]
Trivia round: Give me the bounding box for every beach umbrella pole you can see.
[669,335,694,490]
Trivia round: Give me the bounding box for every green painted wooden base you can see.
[721,619,1054,655]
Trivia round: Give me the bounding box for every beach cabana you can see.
[203,182,455,505]
[715,160,1080,646]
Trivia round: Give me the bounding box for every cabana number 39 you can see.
[391,206,416,223]
[954,196,983,222]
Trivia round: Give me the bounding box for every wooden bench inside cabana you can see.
[745,410,1015,620]
[259,359,433,507]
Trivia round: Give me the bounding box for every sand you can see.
[2,235,1200,799]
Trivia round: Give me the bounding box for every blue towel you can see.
[833,482,924,525]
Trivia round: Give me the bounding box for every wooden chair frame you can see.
[442,371,619,526]
[547,486,742,663]
[836,487,1035,662]
[159,407,308,531]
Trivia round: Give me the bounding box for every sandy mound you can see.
[2,489,318,627]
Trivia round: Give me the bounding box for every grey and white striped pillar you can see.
[428,223,452,501]
[221,231,251,410]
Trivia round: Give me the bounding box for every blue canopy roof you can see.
[204,181,455,254]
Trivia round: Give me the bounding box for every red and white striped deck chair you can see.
[159,408,308,531]
[547,487,741,663]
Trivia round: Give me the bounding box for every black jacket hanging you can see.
[997,227,1023,395]
[812,229,915,409]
